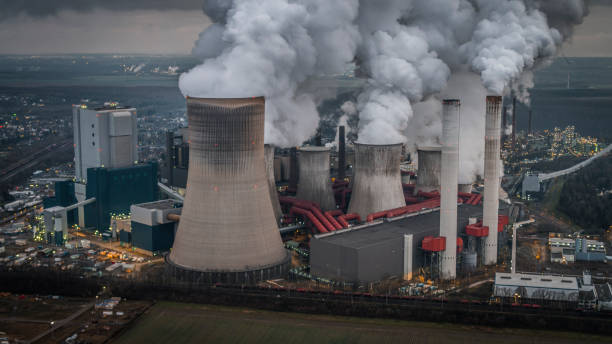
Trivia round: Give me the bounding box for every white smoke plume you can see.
[184,0,588,158]
[181,0,360,147]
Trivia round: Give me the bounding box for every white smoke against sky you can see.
[183,0,588,155]
[180,0,360,147]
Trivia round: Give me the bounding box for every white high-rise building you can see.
[72,103,138,225]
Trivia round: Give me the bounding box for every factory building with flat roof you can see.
[310,203,509,283]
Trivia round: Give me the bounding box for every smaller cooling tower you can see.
[265,144,282,225]
[296,146,336,210]
[348,143,406,220]
[416,146,442,194]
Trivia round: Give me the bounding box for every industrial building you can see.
[72,103,138,226]
[494,272,580,303]
[129,200,181,255]
[311,203,509,283]
[549,236,607,263]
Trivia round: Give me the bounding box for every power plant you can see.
[347,143,406,220]
[167,97,290,283]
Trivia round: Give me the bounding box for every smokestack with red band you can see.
[348,143,405,220]
[168,97,289,283]
[484,96,503,265]
[296,146,336,211]
[440,99,460,280]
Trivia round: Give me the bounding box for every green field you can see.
[112,302,612,344]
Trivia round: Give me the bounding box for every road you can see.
[28,301,94,344]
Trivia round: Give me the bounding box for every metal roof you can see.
[495,272,579,290]
[316,203,494,250]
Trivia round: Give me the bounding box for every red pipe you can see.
[417,190,440,199]
[466,193,477,204]
[337,213,361,228]
[290,207,328,234]
[402,183,415,191]
[324,210,343,230]
[404,195,419,204]
[458,192,473,199]
[366,198,441,222]
[471,194,483,205]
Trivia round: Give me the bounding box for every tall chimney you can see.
[440,99,460,280]
[483,96,502,265]
[528,109,533,135]
[338,125,346,181]
[348,143,405,220]
[265,144,282,225]
[168,97,289,283]
[415,146,442,194]
[296,147,336,210]
[289,147,298,191]
[512,97,517,148]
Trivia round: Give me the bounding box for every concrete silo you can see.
[348,143,405,220]
[167,97,289,283]
[296,146,336,210]
[483,96,503,265]
[439,100,460,280]
[416,146,442,194]
[265,144,283,225]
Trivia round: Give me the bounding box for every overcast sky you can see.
[0,1,610,56]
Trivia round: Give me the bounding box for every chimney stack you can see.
[168,97,289,283]
[348,143,405,220]
[483,96,503,265]
[440,99,460,280]
[338,126,346,181]
[512,97,517,148]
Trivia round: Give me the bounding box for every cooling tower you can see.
[483,96,503,265]
[348,143,406,219]
[168,97,289,283]
[416,146,442,194]
[265,144,283,225]
[296,146,336,210]
[440,99,460,280]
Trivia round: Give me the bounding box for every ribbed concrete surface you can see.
[296,146,336,210]
[416,146,441,194]
[168,97,288,272]
[440,100,460,280]
[483,96,502,265]
[348,143,405,219]
[265,144,283,225]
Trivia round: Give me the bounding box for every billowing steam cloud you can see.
[180,0,360,147]
[183,0,588,179]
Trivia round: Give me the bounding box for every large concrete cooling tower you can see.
[440,100,460,280]
[265,144,282,225]
[296,146,336,210]
[483,96,503,265]
[416,146,442,194]
[348,143,406,219]
[168,97,289,283]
